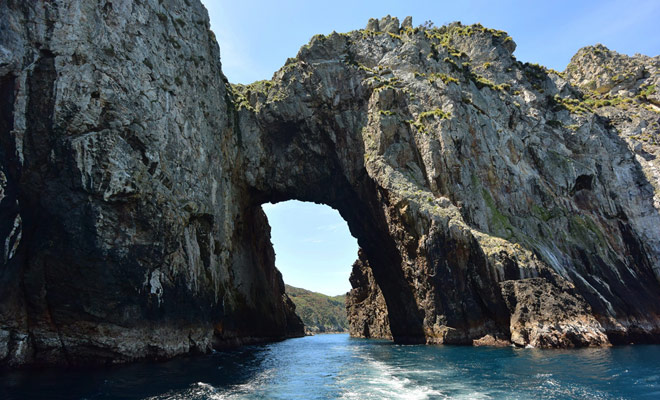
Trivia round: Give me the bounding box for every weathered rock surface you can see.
[565,44,660,222]
[1,2,660,367]
[347,250,392,339]
[0,0,302,367]
[501,278,609,348]
[235,18,660,347]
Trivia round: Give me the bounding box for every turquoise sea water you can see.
[2,333,659,399]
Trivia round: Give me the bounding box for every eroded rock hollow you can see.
[1,2,659,367]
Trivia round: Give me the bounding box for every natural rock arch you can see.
[225,18,660,348]
[243,116,430,342]
[235,79,511,344]
[2,2,660,367]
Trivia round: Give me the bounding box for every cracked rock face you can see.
[237,17,660,347]
[565,44,660,217]
[0,0,302,367]
[346,250,392,339]
[1,4,659,367]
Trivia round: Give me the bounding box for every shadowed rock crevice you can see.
[0,74,18,265]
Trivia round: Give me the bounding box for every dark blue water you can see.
[2,334,659,399]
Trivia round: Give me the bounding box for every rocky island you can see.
[1,0,659,368]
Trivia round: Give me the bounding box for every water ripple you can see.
[2,334,659,399]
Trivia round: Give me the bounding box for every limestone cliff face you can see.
[1,3,659,367]
[0,0,302,367]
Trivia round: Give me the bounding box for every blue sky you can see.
[203,0,659,84]
[200,0,659,296]
[262,201,358,296]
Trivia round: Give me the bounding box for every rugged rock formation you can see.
[0,0,302,367]
[565,44,660,217]
[1,2,659,367]
[239,17,660,347]
[347,250,392,339]
[500,278,609,347]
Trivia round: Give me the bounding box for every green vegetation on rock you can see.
[285,284,348,334]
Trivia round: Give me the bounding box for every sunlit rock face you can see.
[564,44,660,230]
[1,2,659,367]
[236,16,660,348]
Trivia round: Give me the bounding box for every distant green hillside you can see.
[285,284,348,333]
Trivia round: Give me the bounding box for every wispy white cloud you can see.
[316,223,345,232]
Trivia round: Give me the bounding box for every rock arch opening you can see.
[254,189,427,343]
[241,108,430,343]
[261,200,356,334]
[261,200,357,297]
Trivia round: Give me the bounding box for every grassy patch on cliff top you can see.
[285,284,348,333]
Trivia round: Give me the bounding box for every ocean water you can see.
[2,334,659,399]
